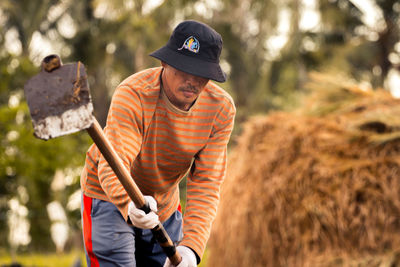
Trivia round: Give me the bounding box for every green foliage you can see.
[0,97,91,251]
[0,250,207,267]
[0,250,87,267]
[0,53,91,251]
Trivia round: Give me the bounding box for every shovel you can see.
[24,54,182,265]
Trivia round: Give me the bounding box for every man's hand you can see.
[163,246,197,267]
[128,196,159,229]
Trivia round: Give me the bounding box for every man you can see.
[80,20,236,267]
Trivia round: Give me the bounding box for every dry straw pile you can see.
[208,73,400,267]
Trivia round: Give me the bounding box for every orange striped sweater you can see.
[81,67,236,259]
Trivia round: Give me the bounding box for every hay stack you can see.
[208,74,400,267]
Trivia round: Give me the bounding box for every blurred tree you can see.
[0,0,60,57]
[212,0,280,123]
[374,0,400,85]
[268,0,306,110]
[61,0,186,126]
[307,0,399,88]
[256,0,400,118]
[0,57,91,252]
[0,0,91,252]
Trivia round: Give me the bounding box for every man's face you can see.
[162,62,209,111]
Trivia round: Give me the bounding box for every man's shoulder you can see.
[202,82,236,112]
[118,67,162,94]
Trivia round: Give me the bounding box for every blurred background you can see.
[0,0,399,266]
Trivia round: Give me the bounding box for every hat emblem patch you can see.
[178,36,200,53]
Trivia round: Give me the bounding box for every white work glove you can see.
[128,196,159,229]
[163,246,197,267]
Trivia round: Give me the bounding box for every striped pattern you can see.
[81,67,236,259]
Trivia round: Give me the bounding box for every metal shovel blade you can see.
[24,55,94,140]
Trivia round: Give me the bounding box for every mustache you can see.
[178,84,199,93]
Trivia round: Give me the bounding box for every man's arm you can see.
[180,99,236,262]
[97,85,143,220]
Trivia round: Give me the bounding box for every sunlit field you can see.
[0,250,208,267]
[0,251,87,267]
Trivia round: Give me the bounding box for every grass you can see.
[198,249,208,267]
[0,250,208,267]
[0,251,87,267]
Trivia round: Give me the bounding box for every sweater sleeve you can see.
[180,99,236,261]
[97,85,143,221]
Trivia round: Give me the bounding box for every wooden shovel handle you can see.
[86,119,182,266]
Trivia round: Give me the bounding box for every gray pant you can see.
[81,194,183,267]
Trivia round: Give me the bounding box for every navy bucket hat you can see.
[150,20,227,83]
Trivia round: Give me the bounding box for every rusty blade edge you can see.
[32,103,94,140]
